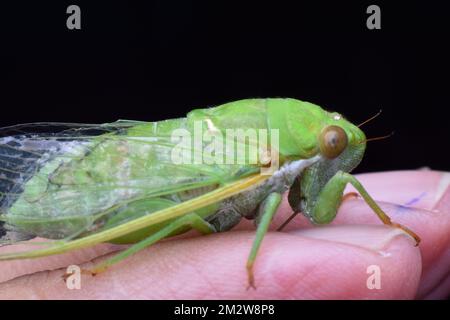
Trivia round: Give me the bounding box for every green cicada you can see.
[0,98,419,287]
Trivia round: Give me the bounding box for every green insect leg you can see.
[246,192,282,289]
[311,170,421,244]
[86,213,216,275]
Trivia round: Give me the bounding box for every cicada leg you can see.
[311,171,421,245]
[84,213,216,275]
[246,192,282,289]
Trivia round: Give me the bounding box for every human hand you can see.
[0,170,448,299]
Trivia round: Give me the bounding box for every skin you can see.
[0,169,448,299]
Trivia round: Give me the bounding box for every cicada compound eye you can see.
[319,125,348,159]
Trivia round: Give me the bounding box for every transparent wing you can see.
[0,173,269,260]
[0,120,258,246]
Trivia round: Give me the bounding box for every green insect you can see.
[0,98,419,288]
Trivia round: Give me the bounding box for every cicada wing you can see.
[0,120,260,248]
[0,173,269,260]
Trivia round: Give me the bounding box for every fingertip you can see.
[252,225,421,299]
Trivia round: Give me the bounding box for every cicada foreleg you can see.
[310,170,421,245]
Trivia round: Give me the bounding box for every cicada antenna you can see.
[357,109,383,128]
[359,131,395,144]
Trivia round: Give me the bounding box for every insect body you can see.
[0,98,419,287]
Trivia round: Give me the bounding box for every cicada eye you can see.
[319,125,348,159]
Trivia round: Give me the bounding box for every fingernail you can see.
[289,224,412,252]
[433,172,450,211]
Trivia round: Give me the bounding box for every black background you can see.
[0,1,448,173]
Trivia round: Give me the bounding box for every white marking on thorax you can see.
[205,118,220,133]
